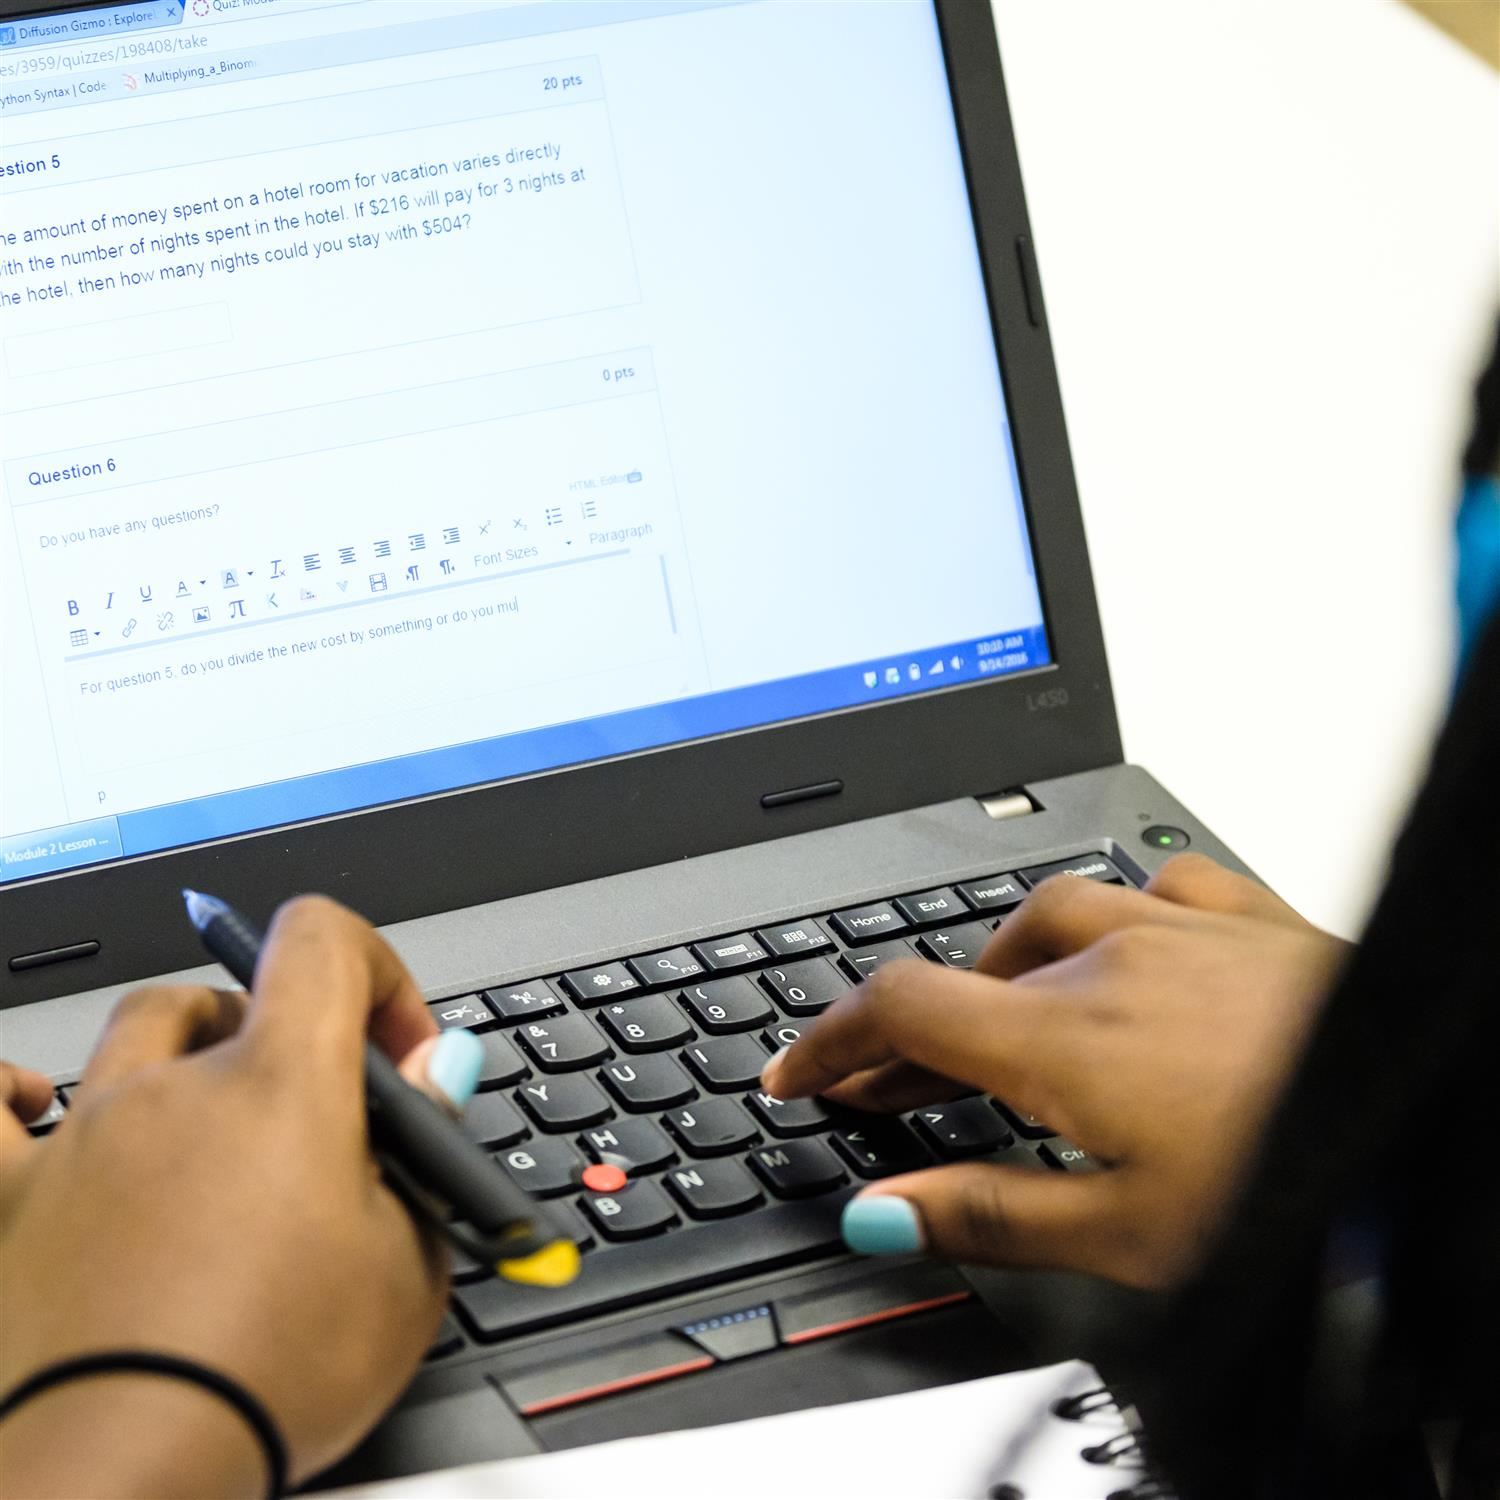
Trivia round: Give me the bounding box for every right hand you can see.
[0,896,478,1497]
[762,855,1349,1289]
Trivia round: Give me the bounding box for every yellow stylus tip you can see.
[497,1238,581,1288]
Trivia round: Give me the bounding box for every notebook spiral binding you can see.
[1049,1384,1178,1500]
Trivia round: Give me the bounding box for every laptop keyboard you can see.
[27,850,1131,1351]
[438,849,1129,1342]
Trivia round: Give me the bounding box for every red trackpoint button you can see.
[581,1163,628,1194]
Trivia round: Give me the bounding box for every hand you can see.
[0,896,484,1498]
[762,855,1350,1289]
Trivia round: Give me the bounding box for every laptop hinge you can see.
[976,789,1037,822]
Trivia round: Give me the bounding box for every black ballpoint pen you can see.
[182,889,579,1288]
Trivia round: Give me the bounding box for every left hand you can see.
[0,896,466,1498]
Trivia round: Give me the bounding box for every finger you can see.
[1145,852,1306,926]
[0,1062,53,1164]
[396,1029,484,1119]
[840,1162,1125,1278]
[0,1061,55,1125]
[763,960,1069,1115]
[81,986,247,1091]
[818,1059,969,1116]
[976,874,1181,980]
[246,896,436,1082]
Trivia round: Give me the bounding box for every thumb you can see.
[840,1161,1121,1278]
[398,1028,484,1118]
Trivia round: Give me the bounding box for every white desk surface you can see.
[991,0,1499,937]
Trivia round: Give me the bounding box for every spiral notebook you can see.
[326,1360,1160,1500]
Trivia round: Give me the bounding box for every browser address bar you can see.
[1,33,215,79]
[0,0,746,117]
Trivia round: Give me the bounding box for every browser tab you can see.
[0,1,184,52]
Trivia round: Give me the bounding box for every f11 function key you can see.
[692,933,771,973]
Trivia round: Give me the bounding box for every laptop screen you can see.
[0,0,1049,885]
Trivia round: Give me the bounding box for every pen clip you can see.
[375,1148,550,1264]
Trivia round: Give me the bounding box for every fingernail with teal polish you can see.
[428,1028,484,1109]
[841,1195,925,1256]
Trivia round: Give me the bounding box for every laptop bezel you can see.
[0,0,1121,1007]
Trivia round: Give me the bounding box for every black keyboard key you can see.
[1039,1138,1100,1173]
[665,1158,764,1219]
[429,994,497,1031]
[993,1099,1056,1139]
[953,873,1027,914]
[829,901,908,945]
[496,1136,583,1197]
[761,957,849,1015]
[516,1074,612,1132]
[682,1034,769,1093]
[447,1241,488,1285]
[461,1093,528,1148]
[912,1098,1013,1158]
[749,1138,846,1198]
[916,922,994,969]
[581,1116,676,1175]
[745,1090,833,1138]
[481,980,564,1024]
[1018,853,1129,888]
[663,1097,759,1156]
[692,932,771,973]
[560,962,642,1006]
[426,1315,464,1360]
[755,920,833,958]
[515,1015,610,1072]
[892,888,964,927]
[475,1031,528,1089]
[626,947,705,988]
[763,1020,805,1052]
[832,1120,929,1179]
[679,976,774,1034]
[598,995,694,1053]
[600,1054,695,1112]
[556,1201,597,1252]
[581,1178,679,1241]
[840,939,918,982]
[454,1194,851,1339]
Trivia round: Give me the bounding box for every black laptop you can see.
[0,0,1251,1482]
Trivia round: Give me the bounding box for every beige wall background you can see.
[1404,1,1499,69]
